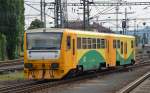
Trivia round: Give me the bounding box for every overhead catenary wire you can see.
[24,0,150,31]
[25,2,54,19]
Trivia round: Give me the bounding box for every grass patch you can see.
[0,71,24,81]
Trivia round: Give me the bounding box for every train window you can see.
[104,39,106,48]
[105,40,107,48]
[92,38,96,49]
[121,42,123,54]
[73,39,75,55]
[101,39,105,48]
[117,40,120,48]
[125,42,127,54]
[107,40,109,52]
[67,36,71,49]
[97,39,101,49]
[88,38,92,49]
[27,33,62,50]
[113,40,116,48]
[82,38,87,49]
[77,38,81,49]
[131,40,133,48]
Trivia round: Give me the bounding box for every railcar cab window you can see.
[125,42,127,54]
[101,39,105,48]
[67,36,71,49]
[117,40,120,48]
[27,33,62,50]
[88,38,92,49]
[77,37,81,49]
[97,38,101,48]
[131,40,134,48]
[92,38,96,49]
[121,42,123,54]
[113,40,116,48]
[82,38,87,49]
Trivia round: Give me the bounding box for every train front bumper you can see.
[24,63,66,80]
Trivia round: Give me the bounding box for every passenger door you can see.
[121,41,124,64]
[72,34,76,67]
[66,33,76,68]
[107,37,116,67]
[66,35,72,67]
[124,41,127,63]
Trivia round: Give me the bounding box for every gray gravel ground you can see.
[34,65,150,93]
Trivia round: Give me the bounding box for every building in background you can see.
[65,20,113,33]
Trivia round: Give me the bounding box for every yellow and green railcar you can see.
[24,28,135,80]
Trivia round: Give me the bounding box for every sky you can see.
[25,0,150,31]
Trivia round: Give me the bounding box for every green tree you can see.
[0,0,24,59]
[0,34,6,61]
[28,19,44,30]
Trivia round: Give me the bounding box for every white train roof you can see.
[26,28,135,39]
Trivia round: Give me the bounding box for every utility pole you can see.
[40,0,46,28]
[82,0,90,30]
[122,8,127,35]
[40,0,43,22]
[62,0,68,28]
[54,0,67,28]
[116,3,119,32]
[29,1,150,29]
[125,8,127,34]
[54,0,59,28]
[43,0,46,28]
[134,19,136,36]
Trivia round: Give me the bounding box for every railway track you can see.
[117,72,150,93]
[0,80,45,93]
[0,59,24,74]
[0,49,149,93]
[0,59,23,67]
[135,49,150,63]
[0,60,150,93]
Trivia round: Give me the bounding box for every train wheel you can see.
[98,65,102,70]
[64,70,76,79]
[131,60,135,65]
[76,65,83,74]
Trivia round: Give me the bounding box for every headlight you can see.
[50,63,59,70]
[24,63,33,69]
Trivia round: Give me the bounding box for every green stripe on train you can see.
[116,50,134,65]
[78,50,134,70]
[78,50,105,70]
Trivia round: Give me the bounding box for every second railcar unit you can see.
[24,28,135,80]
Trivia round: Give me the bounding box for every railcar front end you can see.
[24,30,68,80]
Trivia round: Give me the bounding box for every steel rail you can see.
[0,80,44,93]
[0,59,23,67]
[1,61,150,93]
[117,72,150,93]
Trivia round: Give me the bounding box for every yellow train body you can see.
[24,28,135,80]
